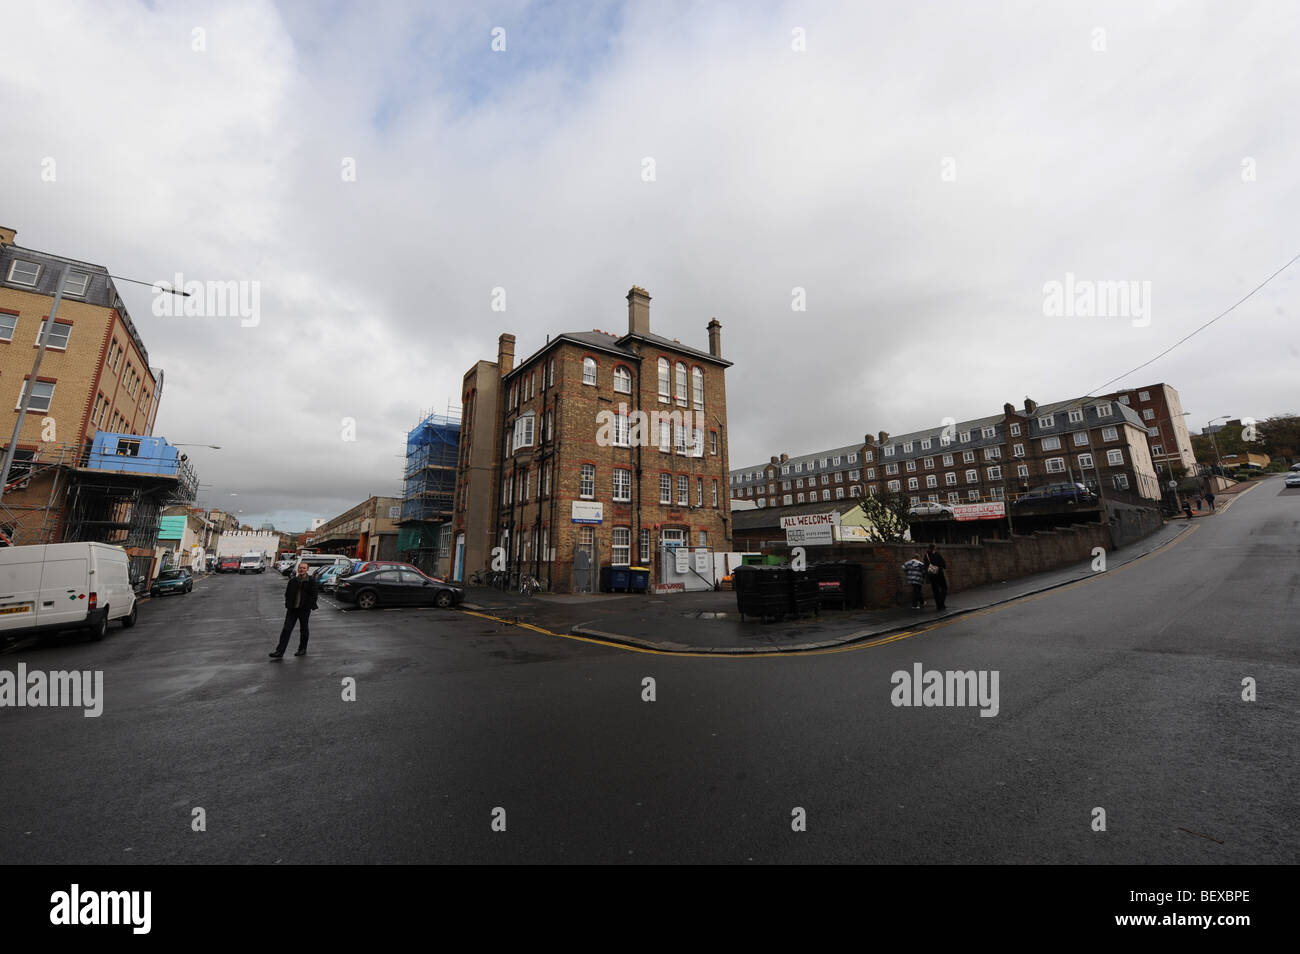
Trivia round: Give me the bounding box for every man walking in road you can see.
[270,561,318,659]
[924,544,948,611]
[1206,489,1216,511]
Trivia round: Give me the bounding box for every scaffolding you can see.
[397,407,460,572]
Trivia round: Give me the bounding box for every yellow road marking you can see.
[456,522,1200,658]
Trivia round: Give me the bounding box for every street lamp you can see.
[1207,415,1235,477]
[0,265,188,507]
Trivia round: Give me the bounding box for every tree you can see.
[855,486,912,543]
[1258,414,1300,460]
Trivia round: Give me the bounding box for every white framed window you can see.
[926,475,937,488]
[543,462,551,497]
[1099,426,1117,442]
[1107,449,1124,466]
[834,472,843,483]
[920,439,931,451]
[833,456,841,465]
[820,489,829,501]
[887,480,900,492]
[611,527,631,566]
[945,472,957,486]
[965,469,978,483]
[836,487,844,499]
[1041,436,1061,451]
[923,457,934,469]
[782,480,791,490]
[942,454,953,466]
[677,475,688,506]
[797,492,806,503]
[613,468,631,501]
[1138,390,1150,402]
[939,433,952,447]
[1077,453,1094,470]
[512,414,535,450]
[947,492,960,504]
[675,422,687,455]
[781,465,790,475]
[659,473,672,504]
[658,421,670,453]
[548,358,555,386]
[796,478,804,489]
[1151,444,1164,457]
[928,493,939,503]
[959,431,971,443]
[693,427,704,457]
[968,490,980,501]
[1038,415,1055,428]
[62,272,91,297]
[614,412,630,447]
[1013,443,1025,457]
[545,411,553,442]
[613,366,631,393]
[850,469,861,480]
[783,494,793,505]
[639,528,651,563]
[675,362,688,404]
[657,358,670,400]
[1009,423,1021,436]
[1142,408,1155,421]
[820,458,829,468]
[1068,409,1084,424]
[853,452,862,463]
[580,464,595,498]
[907,477,918,490]
[0,312,17,341]
[981,426,995,438]
[582,357,597,386]
[884,464,897,476]
[1147,426,1159,437]
[1118,395,1130,405]
[712,481,719,508]
[6,260,40,285]
[903,442,913,453]
[1095,404,1113,417]
[850,486,862,497]
[35,320,72,349]
[795,462,803,472]
[820,474,828,485]
[1113,474,1130,490]
[697,478,704,507]
[905,460,916,472]
[692,367,704,409]
[984,446,1000,460]
[710,432,718,455]
[17,380,55,412]
[883,445,895,457]
[990,486,1005,501]
[986,465,1002,480]
[1016,464,1029,478]
[963,450,975,463]
[1045,457,1065,473]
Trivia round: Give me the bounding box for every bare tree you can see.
[855,485,912,543]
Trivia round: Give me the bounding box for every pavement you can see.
[458,478,1262,654]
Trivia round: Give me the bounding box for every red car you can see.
[218,557,241,573]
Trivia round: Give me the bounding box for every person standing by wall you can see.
[924,544,948,611]
[902,554,927,609]
[270,561,318,659]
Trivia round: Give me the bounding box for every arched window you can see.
[582,357,597,386]
[657,358,670,401]
[675,361,687,404]
[691,366,704,409]
[613,366,631,394]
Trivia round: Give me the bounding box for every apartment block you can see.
[1101,383,1197,474]
[453,287,733,592]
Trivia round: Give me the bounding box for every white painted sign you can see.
[780,512,841,530]
[953,502,1006,521]
[835,524,872,541]
[785,525,834,546]
[694,550,711,573]
[571,501,604,524]
[675,549,691,573]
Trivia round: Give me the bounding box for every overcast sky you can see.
[3,0,1297,529]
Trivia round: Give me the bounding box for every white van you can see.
[239,552,267,574]
[0,542,138,641]
[290,553,353,575]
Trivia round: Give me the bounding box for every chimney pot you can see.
[1003,402,1015,416]
[497,333,516,373]
[878,431,890,444]
[707,317,722,358]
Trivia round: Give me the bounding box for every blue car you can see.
[150,569,193,596]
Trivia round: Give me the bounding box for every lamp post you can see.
[1207,415,1234,478]
[0,265,187,508]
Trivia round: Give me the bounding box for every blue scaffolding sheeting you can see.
[401,411,459,524]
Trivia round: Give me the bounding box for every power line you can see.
[1093,252,1300,394]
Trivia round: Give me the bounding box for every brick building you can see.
[452,287,733,592]
[1100,383,1196,475]
[731,442,865,508]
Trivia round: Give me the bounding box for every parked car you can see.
[1284,473,1300,488]
[335,568,465,610]
[907,501,955,517]
[313,564,348,592]
[218,557,241,573]
[274,559,294,574]
[352,560,446,582]
[1012,482,1097,507]
[0,542,138,641]
[150,569,193,597]
[292,554,355,576]
[1289,462,1300,472]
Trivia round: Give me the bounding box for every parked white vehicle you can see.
[239,552,267,574]
[0,542,138,641]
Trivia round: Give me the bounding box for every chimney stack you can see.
[1003,402,1015,417]
[627,286,651,336]
[770,455,779,466]
[878,431,890,444]
[1024,397,1037,415]
[497,333,516,373]
[707,317,722,357]
[780,453,789,463]
[0,226,15,247]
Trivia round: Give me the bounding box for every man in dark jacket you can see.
[270,562,319,659]
[923,544,948,611]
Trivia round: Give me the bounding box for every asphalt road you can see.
[2,477,1297,864]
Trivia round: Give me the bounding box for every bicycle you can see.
[519,574,544,596]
